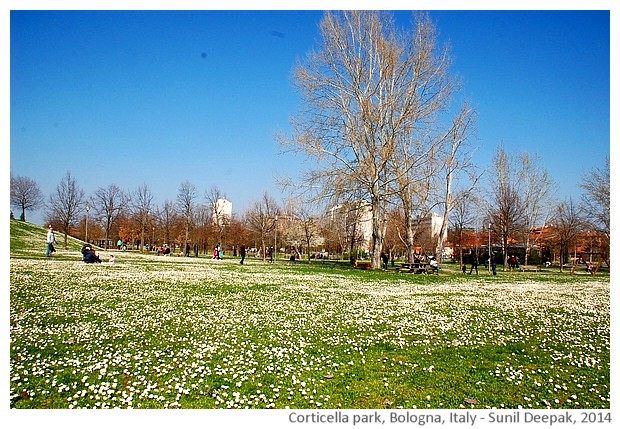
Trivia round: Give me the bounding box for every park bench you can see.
[519,265,540,272]
[400,262,434,274]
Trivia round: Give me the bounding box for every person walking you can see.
[240,244,246,265]
[381,252,389,270]
[46,225,57,257]
[469,253,479,275]
[491,253,497,276]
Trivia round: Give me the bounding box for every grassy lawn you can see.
[9,220,610,409]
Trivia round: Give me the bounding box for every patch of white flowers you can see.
[10,256,609,409]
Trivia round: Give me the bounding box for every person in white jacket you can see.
[46,225,57,257]
[429,256,439,275]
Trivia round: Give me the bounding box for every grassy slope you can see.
[10,219,93,259]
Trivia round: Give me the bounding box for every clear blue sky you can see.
[7,5,611,226]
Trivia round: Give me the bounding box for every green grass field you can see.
[9,219,610,409]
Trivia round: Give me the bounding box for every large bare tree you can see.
[245,192,279,261]
[91,184,128,249]
[431,103,478,260]
[580,156,610,252]
[487,146,526,269]
[132,183,154,253]
[392,142,437,263]
[176,180,199,255]
[157,199,180,248]
[551,198,583,271]
[205,185,230,246]
[284,11,467,269]
[518,152,554,264]
[47,171,86,249]
[10,173,44,222]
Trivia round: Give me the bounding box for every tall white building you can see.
[328,201,373,251]
[213,198,232,225]
[417,212,448,258]
[419,212,443,239]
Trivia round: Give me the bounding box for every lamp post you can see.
[488,223,491,272]
[274,214,278,262]
[144,211,149,253]
[85,204,90,243]
[152,226,155,250]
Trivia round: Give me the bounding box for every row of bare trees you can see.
[10,151,609,268]
[11,170,256,255]
[7,165,443,260]
[448,150,610,269]
[486,147,554,267]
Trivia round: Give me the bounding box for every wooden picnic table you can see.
[400,262,432,274]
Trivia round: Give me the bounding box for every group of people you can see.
[46,225,115,264]
[460,253,498,275]
[81,243,115,264]
[41,225,526,277]
[213,243,223,259]
[81,243,102,263]
[507,254,520,270]
[461,254,480,275]
[379,252,440,274]
[407,254,439,274]
[265,246,275,263]
[156,245,172,256]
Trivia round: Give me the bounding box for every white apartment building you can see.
[213,198,232,225]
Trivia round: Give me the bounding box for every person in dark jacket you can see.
[240,245,246,264]
[82,243,102,263]
[381,252,389,270]
[469,253,479,275]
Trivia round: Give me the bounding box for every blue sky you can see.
[7,4,612,226]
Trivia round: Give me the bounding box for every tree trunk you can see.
[405,218,416,264]
[370,194,385,269]
[141,224,145,253]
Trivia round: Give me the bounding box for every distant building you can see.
[355,204,373,250]
[411,212,446,257]
[213,198,232,226]
[327,201,373,252]
[419,212,444,240]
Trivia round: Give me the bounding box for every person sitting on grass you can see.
[81,243,102,264]
[429,256,439,274]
